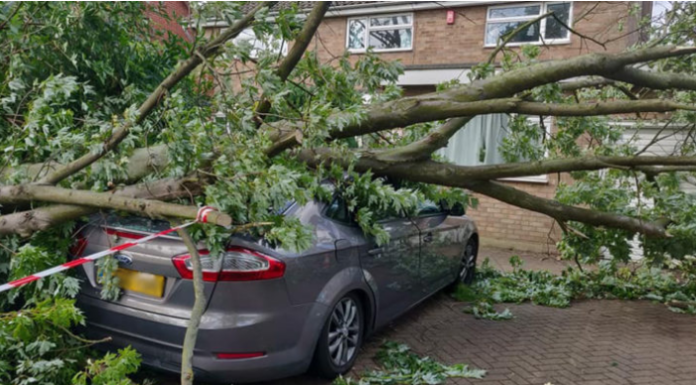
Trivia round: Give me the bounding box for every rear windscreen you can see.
[102,214,173,234]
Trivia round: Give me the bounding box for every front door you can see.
[412,204,463,295]
[360,217,421,328]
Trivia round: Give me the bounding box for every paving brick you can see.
[177,247,696,385]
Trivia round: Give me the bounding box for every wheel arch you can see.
[312,267,376,338]
[469,232,479,251]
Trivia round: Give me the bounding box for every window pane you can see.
[368,28,412,49]
[348,19,366,49]
[485,21,540,45]
[545,3,571,39]
[326,198,349,223]
[370,15,412,27]
[417,200,441,216]
[437,114,511,166]
[489,5,541,19]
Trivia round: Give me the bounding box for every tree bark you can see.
[1,146,168,184]
[0,184,231,227]
[0,177,207,236]
[176,227,206,385]
[608,67,696,91]
[375,99,694,161]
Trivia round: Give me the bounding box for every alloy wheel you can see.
[328,297,360,367]
[459,241,477,283]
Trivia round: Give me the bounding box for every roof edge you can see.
[200,1,497,28]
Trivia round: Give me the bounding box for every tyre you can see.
[312,293,364,379]
[458,237,478,285]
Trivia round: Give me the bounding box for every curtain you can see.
[438,114,510,166]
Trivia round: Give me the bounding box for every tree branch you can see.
[372,99,696,161]
[294,148,690,238]
[255,2,330,122]
[300,147,696,180]
[0,184,231,226]
[178,226,205,385]
[559,77,615,91]
[607,66,696,91]
[463,180,669,238]
[2,146,169,184]
[0,177,209,236]
[266,45,696,145]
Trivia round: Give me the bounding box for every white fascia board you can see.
[324,1,495,18]
[200,2,497,27]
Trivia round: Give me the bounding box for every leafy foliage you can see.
[0,297,142,385]
[72,347,142,385]
[454,257,696,320]
[0,3,191,383]
[333,341,486,385]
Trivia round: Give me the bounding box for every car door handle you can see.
[423,233,433,243]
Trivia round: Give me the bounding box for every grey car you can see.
[74,195,478,383]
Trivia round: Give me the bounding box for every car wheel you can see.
[312,293,364,379]
[458,238,478,285]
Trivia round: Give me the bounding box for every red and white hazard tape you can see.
[0,206,219,293]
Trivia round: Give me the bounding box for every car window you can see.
[325,197,351,223]
[416,200,442,216]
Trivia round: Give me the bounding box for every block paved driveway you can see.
[254,247,696,385]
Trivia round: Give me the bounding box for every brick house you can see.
[146,1,192,41]
[207,2,656,253]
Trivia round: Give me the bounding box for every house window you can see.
[232,28,287,59]
[484,2,572,47]
[439,114,550,183]
[347,13,413,52]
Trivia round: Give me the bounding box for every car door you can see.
[412,201,464,296]
[360,216,422,328]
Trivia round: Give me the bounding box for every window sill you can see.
[483,39,571,48]
[499,175,549,184]
[348,48,413,54]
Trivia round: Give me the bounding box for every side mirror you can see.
[450,202,465,216]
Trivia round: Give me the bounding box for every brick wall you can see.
[146,1,191,41]
[471,179,562,253]
[313,2,642,66]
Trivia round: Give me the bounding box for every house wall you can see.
[146,1,192,41]
[311,1,645,253]
[313,2,642,67]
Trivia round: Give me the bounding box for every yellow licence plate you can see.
[115,268,165,298]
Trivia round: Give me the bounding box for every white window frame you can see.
[499,116,551,184]
[346,13,414,53]
[484,2,573,48]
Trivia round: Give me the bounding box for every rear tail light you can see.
[70,236,88,257]
[172,247,285,282]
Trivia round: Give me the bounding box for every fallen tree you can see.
[4,1,696,383]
